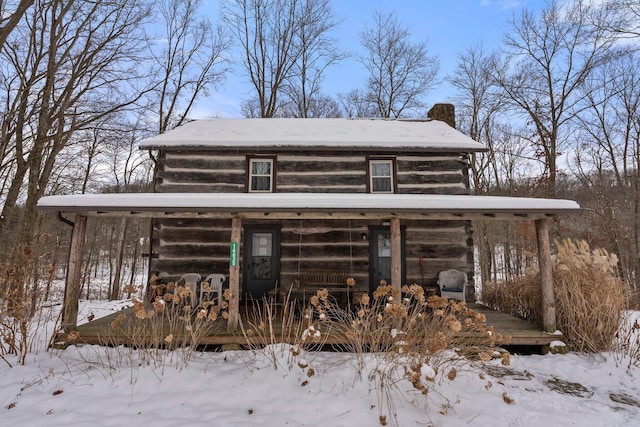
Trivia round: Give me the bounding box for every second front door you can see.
[243,227,280,300]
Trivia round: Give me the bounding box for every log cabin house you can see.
[144,106,483,304]
[37,104,581,341]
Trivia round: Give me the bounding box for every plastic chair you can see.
[437,269,467,302]
[201,273,225,307]
[176,273,201,307]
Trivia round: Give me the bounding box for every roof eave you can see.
[139,144,489,153]
[40,205,579,222]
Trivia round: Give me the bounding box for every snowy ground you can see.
[1,299,639,427]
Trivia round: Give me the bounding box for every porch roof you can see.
[138,118,488,153]
[37,193,581,220]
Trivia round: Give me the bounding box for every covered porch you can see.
[54,302,562,348]
[37,192,581,346]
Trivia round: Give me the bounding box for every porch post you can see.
[390,217,402,291]
[63,214,87,332]
[228,216,241,330]
[536,218,556,333]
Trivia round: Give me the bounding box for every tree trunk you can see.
[110,217,128,300]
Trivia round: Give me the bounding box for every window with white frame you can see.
[248,158,274,192]
[369,159,394,193]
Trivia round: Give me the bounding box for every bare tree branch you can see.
[0,0,34,51]
[359,10,439,118]
[280,0,344,118]
[493,0,620,197]
[224,0,340,118]
[151,0,231,133]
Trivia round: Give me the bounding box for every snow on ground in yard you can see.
[1,300,639,427]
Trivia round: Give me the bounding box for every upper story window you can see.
[369,159,394,193]
[248,157,275,192]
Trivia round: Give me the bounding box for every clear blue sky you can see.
[199,0,548,118]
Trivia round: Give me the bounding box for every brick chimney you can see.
[427,103,455,129]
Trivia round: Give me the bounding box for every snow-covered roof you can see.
[37,193,580,218]
[139,118,487,152]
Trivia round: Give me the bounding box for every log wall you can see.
[154,151,471,195]
[150,150,474,298]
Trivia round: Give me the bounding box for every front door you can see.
[370,228,405,293]
[371,229,391,292]
[244,227,280,300]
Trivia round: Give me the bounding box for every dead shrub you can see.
[303,282,509,425]
[329,283,509,358]
[235,282,509,425]
[483,239,627,353]
[0,238,60,366]
[100,284,230,368]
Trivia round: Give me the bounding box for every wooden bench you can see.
[297,270,350,292]
[281,270,351,306]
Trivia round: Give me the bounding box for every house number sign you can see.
[230,241,238,267]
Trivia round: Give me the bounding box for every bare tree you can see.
[0,0,34,51]
[359,10,439,118]
[280,0,343,118]
[448,43,506,194]
[224,0,303,118]
[44,134,103,197]
[279,93,341,117]
[572,49,640,288]
[103,121,152,300]
[224,0,340,118]
[493,0,619,198]
[239,98,262,118]
[337,89,376,118]
[0,0,152,306]
[151,0,230,133]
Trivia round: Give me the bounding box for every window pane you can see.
[252,233,272,256]
[372,177,391,192]
[378,234,391,257]
[251,176,271,191]
[252,161,271,175]
[372,162,391,177]
[250,257,272,280]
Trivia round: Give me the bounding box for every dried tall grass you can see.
[238,291,321,371]
[483,239,627,352]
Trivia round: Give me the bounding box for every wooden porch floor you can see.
[56,303,561,349]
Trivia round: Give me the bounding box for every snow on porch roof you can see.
[138,118,488,152]
[37,193,581,218]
